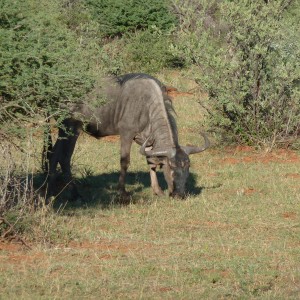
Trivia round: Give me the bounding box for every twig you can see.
[0,217,32,250]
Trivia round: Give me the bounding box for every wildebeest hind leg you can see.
[46,142,60,202]
[47,121,80,202]
[58,131,80,200]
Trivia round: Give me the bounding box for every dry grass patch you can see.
[1,83,300,299]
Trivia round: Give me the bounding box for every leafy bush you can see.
[120,28,185,73]
[0,0,99,138]
[98,27,185,75]
[0,143,35,216]
[85,0,177,38]
[173,0,300,148]
[0,0,105,222]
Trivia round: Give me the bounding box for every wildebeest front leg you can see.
[118,135,133,200]
[149,164,164,196]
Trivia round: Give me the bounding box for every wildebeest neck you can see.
[146,82,176,151]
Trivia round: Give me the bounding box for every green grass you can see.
[1,87,300,299]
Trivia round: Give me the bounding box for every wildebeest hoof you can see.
[45,195,55,206]
[73,195,84,206]
[119,191,131,204]
[170,192,185,199]
[154,189,165,197]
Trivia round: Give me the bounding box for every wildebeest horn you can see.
[140,136,176,158]
[181,132,210,155]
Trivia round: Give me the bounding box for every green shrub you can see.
[0,0,100,137]
[173,0,300,148]
[0,0,105,217]
[98,27,185,75]
[122,28,185,73]
[85,0,177,38]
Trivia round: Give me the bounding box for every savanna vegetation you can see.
[0,0,299,298]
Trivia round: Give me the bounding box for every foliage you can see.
[124,27,185,73]
[0,143,34,216]
[0,0,100,137]
[172,0,300,147]
[99,27,185,75]
[83,0,180,74]
[85,0,177,38]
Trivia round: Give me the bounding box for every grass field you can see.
[1,75,300,299]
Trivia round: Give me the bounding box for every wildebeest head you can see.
[140,132,210,198]
[163,147,190,198]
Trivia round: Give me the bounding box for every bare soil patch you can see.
[0,241,45,267]
[282,212,297,219]
[284,173,300,179]
[101,135,120,142]
[67,239,154,253]
[0,242,25,252]
[218,147,300,165]
[166,86,194,98]
[242,187,257,195]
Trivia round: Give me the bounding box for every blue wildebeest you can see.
[45,73,210,201]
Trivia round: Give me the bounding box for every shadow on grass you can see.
[34,170,220,211]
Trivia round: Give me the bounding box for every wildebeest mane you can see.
[116,73,166,92]
[116,73,178,146]
[164,97,178,146]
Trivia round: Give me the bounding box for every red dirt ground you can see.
[0,241,46,267]
[102,135,120,142]
[0,239,156,266]
[284,173,300,179]
[166,86,194,98]
[242,188,256,195]
[0,242,25,252]
[282,212,297,219]
[67,239,155,253]
[218,147,300,165]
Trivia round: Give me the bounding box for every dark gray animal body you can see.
[46,73,210,201]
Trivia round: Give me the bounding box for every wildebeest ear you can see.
[140,135,176,159]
